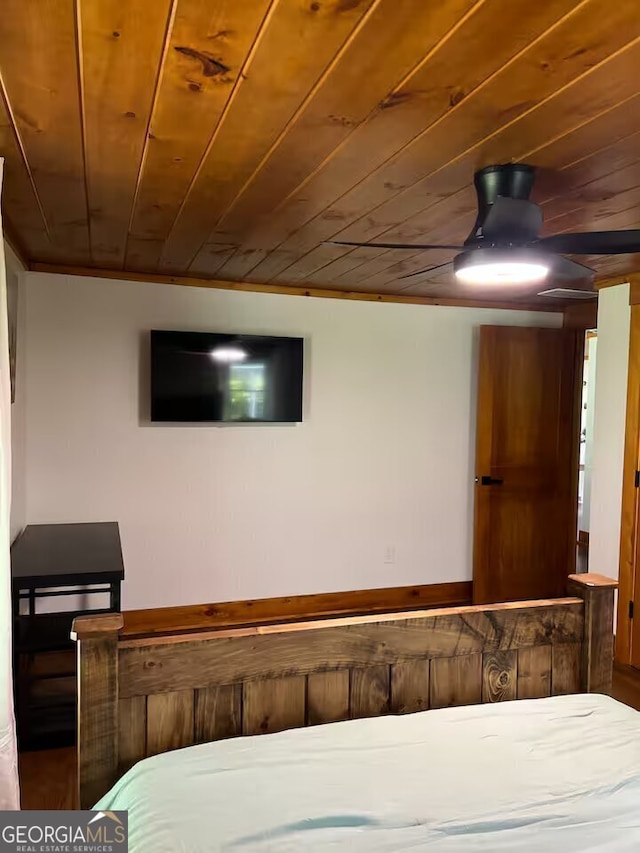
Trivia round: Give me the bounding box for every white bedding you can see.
[97,694,640,851]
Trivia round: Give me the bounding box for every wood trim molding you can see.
[595,273,640,291]
[28,262,564,313]
[617,304,640,664]
[121,581,473,640]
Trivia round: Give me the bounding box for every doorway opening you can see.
[577,330,597,573]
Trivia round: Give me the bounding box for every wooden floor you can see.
[19,746,77,810]
[19,662,640,810]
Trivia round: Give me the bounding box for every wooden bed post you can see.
[568,574,618,694]
[71,613,123,809]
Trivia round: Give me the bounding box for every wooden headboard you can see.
[72,573,616,808]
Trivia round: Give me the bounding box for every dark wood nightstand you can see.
[11,522,124,750]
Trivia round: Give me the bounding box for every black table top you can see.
[11,522,125,589]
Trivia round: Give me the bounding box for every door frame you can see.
[563,302,598,584]
[615,282,640,664]
[563,303,598,580]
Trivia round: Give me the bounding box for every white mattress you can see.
[97,694,640,851]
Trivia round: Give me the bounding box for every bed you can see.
[73,573,622,850]
[96,693,640,851]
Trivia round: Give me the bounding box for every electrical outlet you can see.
[384,545,396,565]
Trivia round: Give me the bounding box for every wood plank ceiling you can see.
[1,0,640,305]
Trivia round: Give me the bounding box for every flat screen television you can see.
[150,330,304,423]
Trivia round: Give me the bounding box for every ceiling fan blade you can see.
[539,230,640,255]
[481,197,543,242]
[551,255,595,280]
[326,240,464,250]
[398,260,454,279]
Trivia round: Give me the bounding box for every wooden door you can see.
[621,306,640,667]
[473,326,582,605]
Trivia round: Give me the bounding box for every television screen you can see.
[150,330,304,423]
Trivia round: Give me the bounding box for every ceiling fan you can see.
[327,163,640,285]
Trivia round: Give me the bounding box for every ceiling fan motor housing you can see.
[468,163,535,243]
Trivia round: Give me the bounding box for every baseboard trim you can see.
[122,581,473,639]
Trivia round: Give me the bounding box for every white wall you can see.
[4,245,26,544]
[589,284,631,578]
[22,272,561,610]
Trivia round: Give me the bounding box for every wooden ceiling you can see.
[2,0,640,306]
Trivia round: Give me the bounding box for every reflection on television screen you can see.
[150,330,303,423]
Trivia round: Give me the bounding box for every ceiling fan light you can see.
[454,250,549,285]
